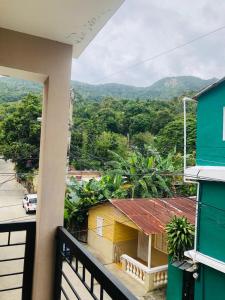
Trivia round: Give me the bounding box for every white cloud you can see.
[71,0,225,86]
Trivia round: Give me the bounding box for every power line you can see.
[0,170,224,183]
[0,176,16,186]
[93,24,225,84]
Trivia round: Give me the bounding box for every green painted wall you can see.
[195,265,225,300]
[197,181,225,261]
[196,81,225,166]
[167,259,183,300]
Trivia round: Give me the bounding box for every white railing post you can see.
[121,254,168,291]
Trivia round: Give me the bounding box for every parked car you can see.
[22,194,37,214]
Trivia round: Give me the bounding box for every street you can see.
[0,159,98,300]
[0,158,35,223]
[0,158,35,299]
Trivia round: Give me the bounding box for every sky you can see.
[71,0,225,87]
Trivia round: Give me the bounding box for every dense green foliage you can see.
[70,97,196,169]
[0,94,41,173]
[0,91,197,174]
[166,216,195,261]
[0,83,199,232]
[65,149,196,228]
[0,78,42,103]
[0,76,216,103]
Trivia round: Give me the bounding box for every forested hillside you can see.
[0,94,196,171]
[0,89,197,200]
[0,75,216,103]
[0,77,42,103]
[70,97,196,169]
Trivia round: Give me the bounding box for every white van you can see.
[22,194,37,213]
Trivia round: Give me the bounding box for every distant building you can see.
[67,169,101,182]
[32,170,101,192]
[88,198,195,292]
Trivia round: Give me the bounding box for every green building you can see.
[168,78,225,300]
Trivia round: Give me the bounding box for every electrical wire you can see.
[0,176,16,186]
[93,25,225,84]
[0,171,225,185]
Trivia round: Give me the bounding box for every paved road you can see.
[0,158,35,223]
[0,159,35,299]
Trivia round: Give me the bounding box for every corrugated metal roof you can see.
[111,197,196,235]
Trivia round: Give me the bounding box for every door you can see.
[182,271,195,300]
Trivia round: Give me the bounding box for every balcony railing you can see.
[0,221,36,300]
[0,222,138,299]
[121,254,168,291]
[54,226,137,300]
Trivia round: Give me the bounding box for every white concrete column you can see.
[32,72,72,299]
[147,235,152,268]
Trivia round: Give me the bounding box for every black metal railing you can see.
[55,226,137,300]
[0,221,36,300]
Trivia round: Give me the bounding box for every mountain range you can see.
[0,75,217,103]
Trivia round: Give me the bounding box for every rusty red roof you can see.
[111,197,196,235]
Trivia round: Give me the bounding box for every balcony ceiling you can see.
[0,0,124,58]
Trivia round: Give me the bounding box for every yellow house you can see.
[88,198,195,291]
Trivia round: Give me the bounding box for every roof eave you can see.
[194,77,225,100]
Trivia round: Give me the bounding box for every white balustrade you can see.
[151,265,168,287]
[120,254,168,290]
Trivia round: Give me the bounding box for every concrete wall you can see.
[151,247,168,267]
[197,81,225,166]
[88,203,139,263]
[195,264,225,300]
[88,230,114,263]
[88,203,138,242]
[198,181,225,262]
[167,258,183,300]
[114,221,138,243]
[114,239,138,263]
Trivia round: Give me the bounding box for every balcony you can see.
[120,255,168,291]
[0,221,137,300]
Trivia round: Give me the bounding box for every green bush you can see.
[166,216,195,261]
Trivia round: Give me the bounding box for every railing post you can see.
[54,227,63,300]
[144,273,154,292]
[21,222,36,300]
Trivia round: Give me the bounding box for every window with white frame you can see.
[96,216,104,236]
[223,107,225,140]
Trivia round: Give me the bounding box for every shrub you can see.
[166,216,195,261]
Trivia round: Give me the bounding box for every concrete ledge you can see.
[185,250,225,273]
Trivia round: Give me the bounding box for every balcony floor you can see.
[85,245,166,300]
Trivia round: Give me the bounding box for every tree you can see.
[150,109,174,135]
[156,115,196,155]
[131,132,155,153]
[0,94,41,172]
[69,97,196,170]
[94,131,128,166]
